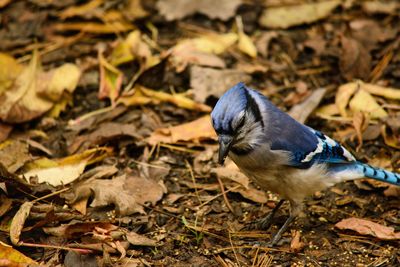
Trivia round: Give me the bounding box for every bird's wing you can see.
[270,127,356,169]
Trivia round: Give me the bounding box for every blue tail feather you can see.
[357,163,400,186]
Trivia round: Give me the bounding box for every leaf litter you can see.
[0,0,399,266]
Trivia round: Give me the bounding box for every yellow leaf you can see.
[315,103,339,117]
[174,33,238,55]
[117,85,211,112]
[238,32,257,58]
[362,83,400,100]
[349,89,387,119]
[22,147,113,186]
[52,21,134,34]
[59,0,104,19]
[0,53,23,95]
[0,241,36,264]
[259,0,341,29]
[335,82,358,117]
[98,52,123,105]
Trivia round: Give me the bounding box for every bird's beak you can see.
[218,135,233,165]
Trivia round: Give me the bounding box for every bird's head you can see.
[211,82,265,165]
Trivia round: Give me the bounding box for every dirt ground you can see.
[0,0,399,266]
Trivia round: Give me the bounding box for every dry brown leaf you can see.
[361,1,400,14]
[228,185,268,204]
[69,122,141,154]
[147,115,216,145]
[190,66,251,103]
[0,195,12,217]
[156,0,241,21]
[211,160,249,188]
[259,0,340,29]
[0,140,31,173]
[236,17,257,58]
[10,202,33,245]
[125,231,159,247]
[67,174,165,216]
[339,36,371,81]
[290,230,305,252]
[0,123,12,143]
[43,222,117,239]
[0,241,37,266]
[288,88,326,123]
[335,217,400,240]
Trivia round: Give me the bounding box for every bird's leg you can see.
[256,199,285,230]
[268,200,302,246]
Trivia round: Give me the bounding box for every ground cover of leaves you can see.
[0,0,400,266]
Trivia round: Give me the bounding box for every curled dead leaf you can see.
[10,202,33,245]
[147,115,216,145]
[335,217,400,240]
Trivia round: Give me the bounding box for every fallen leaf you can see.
[362,82,400,100]
[0,51,81,123]
[349,89,387,119]
[170,33,237,72]
[58,0,104,19]
[64,251,98,267]
[288,88,326,123]
[335,217,400,240]
[290,230,305,252]
[190,66,251,103]
[381,125,400,149]
[0,195,12,217]
[110,30,160,70]
[22,147,113,186]
[43,222,117,239]
[255,31,278,57]
[125,231,159,246]
[52,21,134,34]
[0,123,12,142]
[98,50,123,105]
[118,85,211,112]
[122,0,149,20]
[0,0,11,8]
[10,202,33,245]
[339,36,371,81]
[259,0,340,29]
[0,140,31,173]
[236,17,257,58]
[211,160,249,188]
[228,185,268,204]
[68,122,142,153]
[147,115,216,145]
[156,0,241,21]
[361,1,400,15]
[0,241,36,265]
[384,185,400,197]
[66,174,165,216]
[335,82,358,117]
[0,53,23,95]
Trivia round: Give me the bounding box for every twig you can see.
[20,242,93,254]
[185,160,202,204]
[216,176,234,214]
[31,188,70,204]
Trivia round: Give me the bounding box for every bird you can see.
[211,82,400,246]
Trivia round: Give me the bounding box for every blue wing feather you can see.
[271,126,355,169]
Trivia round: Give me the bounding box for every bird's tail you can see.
[329,162,400,186]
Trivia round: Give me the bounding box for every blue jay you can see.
[211,82,400,246]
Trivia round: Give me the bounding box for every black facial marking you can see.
[231,146,253,155]
[243,89,264,128]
